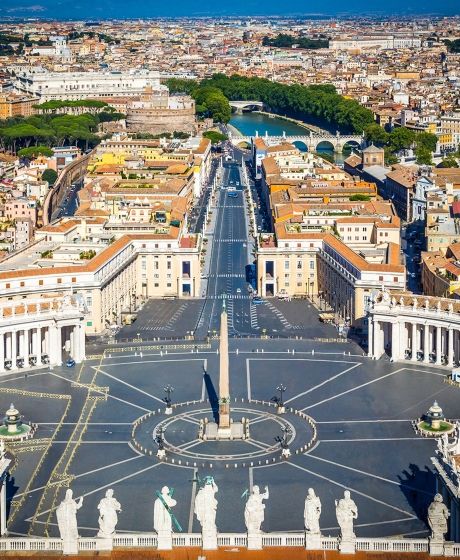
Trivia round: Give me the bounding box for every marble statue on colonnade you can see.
[194,476,218,550]
[154,486,177,550]
[428,493,450,555]
[97,489,121,538]
[244,485,269,533]
[245,485,269,550]
[304,487,322,549]
[56,489,83,555]
[335,490,358,553]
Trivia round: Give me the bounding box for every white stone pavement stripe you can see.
[306,453,433,495]
[15,455,143,499]
[285,363,361,404]
[96,368,164,404]
[285,462,416,518]
[28,462,162,519]
[49,371,151,413]
[320,437,428,442]
[302,368,406,411]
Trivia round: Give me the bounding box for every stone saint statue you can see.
[56,489,83,542]
[428,494,450,541]
[335,490,358,540]
[194,477,218,533]
[154,486,177,533]
[97,489,121,538]
[244,485,269,533]
[304,488,322,535]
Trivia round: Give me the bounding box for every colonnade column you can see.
[23,329,29,365]
[0,334,4,373]
[391,320,400,361]
[11,331,17,369]
[423,325,430,363]
[448,328,454,368]
[368,318,374,358]
[0,473,6,536]
[36,327,42,365]
[436,326,442,366]
[411,323,417,361]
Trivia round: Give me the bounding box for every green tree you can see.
[18,145,53,158]
[364,123,389,147]
[415,132,438,153]
[415,146,433,166]
[388,127,415,152]
[42,169,58,185]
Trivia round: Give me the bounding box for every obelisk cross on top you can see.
[218,295,230,429]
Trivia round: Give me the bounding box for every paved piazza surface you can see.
[0,336,454,539]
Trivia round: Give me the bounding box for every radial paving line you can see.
[9,396,72,529]
[29,352,108,536]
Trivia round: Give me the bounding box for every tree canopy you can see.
[42,168,58,185]
[18,145,53,158]
[0,110,123,154]
[262,33,328,50]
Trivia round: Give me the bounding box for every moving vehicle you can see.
[66,358,76,368]
[252,296,264,305]
[228,191,238,198]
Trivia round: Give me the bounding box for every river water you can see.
[229,112,347,164]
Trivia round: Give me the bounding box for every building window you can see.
[379,276,383,281]
[167,283,172,288]
[284,260,289,270]
[39,280,43,286]
[297,261,302,269]
[57,279,62,284]
[310,261,315,269]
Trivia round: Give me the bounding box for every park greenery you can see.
[167,74,374,133]
[0,110,124,154]
[262,33,329,50]
[364,123,438,165]
[203,131,228,144]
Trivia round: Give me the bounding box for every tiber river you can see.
[229,112,349,164]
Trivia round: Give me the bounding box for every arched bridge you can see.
[229,100,264,113]
[230,131,365,152]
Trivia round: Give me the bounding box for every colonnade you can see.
[369,318,459,366]
[0,322,85,373]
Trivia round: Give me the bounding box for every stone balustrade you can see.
[0,533,453,555]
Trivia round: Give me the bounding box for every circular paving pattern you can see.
[131,398,317,467]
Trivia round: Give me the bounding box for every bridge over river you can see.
[229,131,365,153]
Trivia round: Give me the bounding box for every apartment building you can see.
[4,217,202,334]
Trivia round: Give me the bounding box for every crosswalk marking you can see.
[207,294,251,300]
[250,303,259,330]
[215,239,247,243]
[207,273,245,278]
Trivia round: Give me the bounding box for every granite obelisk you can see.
[218,299,230,430]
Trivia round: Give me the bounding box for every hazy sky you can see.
[0,0,459,18]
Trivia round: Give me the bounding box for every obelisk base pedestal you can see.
[200,421,248,440]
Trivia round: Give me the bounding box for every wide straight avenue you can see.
[196,153,252,338]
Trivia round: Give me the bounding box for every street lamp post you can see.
[272,384,286,414]
[164,385,174,415]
